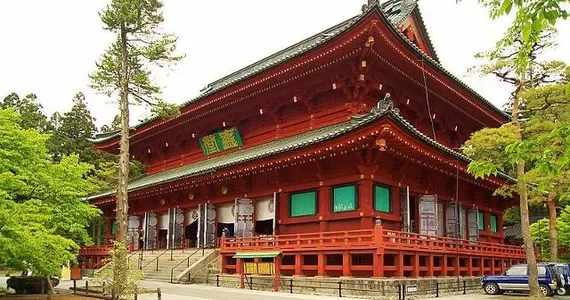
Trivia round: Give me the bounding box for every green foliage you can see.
[531,210,570,262]
[1,93,50,133]
[94,242,143,300]
[47,92,99,163]
[467,0,569,75]
[100,114,121,133]
[0,109,100,276]
[90,0,183,117]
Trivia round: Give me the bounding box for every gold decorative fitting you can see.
[361,60,367,68]
[376,138,387,151]
[221,186,228,195]
[360,174,365,179]
[359,212,364,216]
[160,199,166,206]
[244,194,248,198]
[318,216,323,220]
[358,74,365,81]
[371,174,375,179]
[332,83,337,89]
[188,192,195,200]
[278,220,281,224]
[319,181,324,186]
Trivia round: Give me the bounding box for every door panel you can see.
[468,208,479,241]
[235,198,254,238]
[419,195,437,236]
[145,212,157,249]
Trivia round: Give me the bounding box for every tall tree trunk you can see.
[113,23,130,296]
[116,25,130,243]
[548,193,558,262]
[512,79,540,297]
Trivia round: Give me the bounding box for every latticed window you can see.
[374,185,391,213]
[332,185,357,212]
[290,191,317,217]
[490,213,498,232]
[478,211,484,230]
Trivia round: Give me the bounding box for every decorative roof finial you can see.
[372,93,399,115]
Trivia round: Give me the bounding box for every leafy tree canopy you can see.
[0,109,100,276]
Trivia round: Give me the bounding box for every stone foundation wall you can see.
[191,274,482,299]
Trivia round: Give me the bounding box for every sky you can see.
[1,1,569,129]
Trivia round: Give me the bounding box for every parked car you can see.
[481,263,559,296]
[549,263,570,295]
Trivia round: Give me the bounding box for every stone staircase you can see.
[134,248,217,282]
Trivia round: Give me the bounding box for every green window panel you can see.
[333,185,357,212]
[490,214,498,233]
[374,185,391,213]
[478,211,484,230]
[111,220,117,235]
[290,191,317,217]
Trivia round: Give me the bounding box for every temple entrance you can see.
[158,229,168,249]
[409,196,418,233]
[255,219,273,235]
[254,196,275,236]
[217,223,234,237]
[185,221,198,248]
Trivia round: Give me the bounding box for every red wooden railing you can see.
[381,229,525,258]
[222,229,377,252]
[79,244,114,256]
[221,227,526,258]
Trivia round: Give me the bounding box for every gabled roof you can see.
[87,95,514,202]
[94,0,508,145]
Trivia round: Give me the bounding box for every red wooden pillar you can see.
[396,251,404,277]
[273,255,281,292]
[295,254,303,276]
[318,186,330,232]
[443,254,448,276]
[490,258,496,274]
[412,253,420,277]
[468,256,473,276]
[428,253,434,277]
[277,193,288,235]
[480,257,485,275]
[105,218,113,241]
[317,252,325,276]
[342,251,352,277]
[237,258,244,288]
[358,172,374,229]
[373,253,384,278]
[454,255,460,276]
[221,255,227,274]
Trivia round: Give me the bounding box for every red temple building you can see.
[81,0,526,278]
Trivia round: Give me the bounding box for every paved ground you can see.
[6,277,570,300]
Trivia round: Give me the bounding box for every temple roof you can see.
[92,0,506,145]
[87,95,514,201]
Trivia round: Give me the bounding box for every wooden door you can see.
[235,198,255,238]
[419,195,438,236]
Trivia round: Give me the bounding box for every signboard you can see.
[406,285,418,293]
[199,127,243,155]
[243,262,275,275]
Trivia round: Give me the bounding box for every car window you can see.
[538,266,547,275]
[555,266,565,275]
[506,266,527,276]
